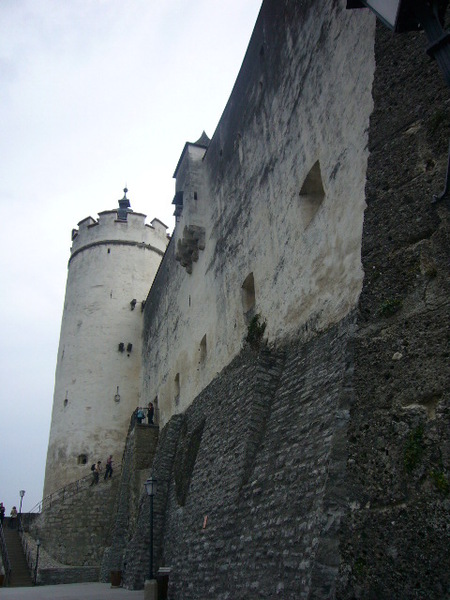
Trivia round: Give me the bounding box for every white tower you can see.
[43,190,168,497]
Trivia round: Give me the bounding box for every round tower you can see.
[43,190,168,497]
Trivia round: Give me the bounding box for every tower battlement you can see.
[71,210,167,257]
[70,191,168,260]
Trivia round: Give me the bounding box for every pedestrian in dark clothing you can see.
[147,402,154,425]
[104,455,113,479]
[0,502,5,526]
[90,461,102,485]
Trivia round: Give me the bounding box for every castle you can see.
[27,1,450,598]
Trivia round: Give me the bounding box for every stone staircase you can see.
[2,521,32,587]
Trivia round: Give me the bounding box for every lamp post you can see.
[33,539,40,585]
[18,490,25,530]
[144,476,157,600]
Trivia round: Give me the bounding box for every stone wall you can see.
[38,566,99,586]
[100,423,159,581]
[143,0,375,425]
[337,20,450,600]
[122,6,449,600]
[120,317,354,598]
[30,474,119,567]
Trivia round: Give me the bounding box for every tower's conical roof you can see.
[194,131,210,147]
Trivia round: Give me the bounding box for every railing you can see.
[28,406,159,515]
[28,473,93,514]
[19,525,38,585]
[0,521,11,586]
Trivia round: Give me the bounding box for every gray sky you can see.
[0,0,262,514]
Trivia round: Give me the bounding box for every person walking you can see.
[104,455,113,479]
[90,461,102,485]
[147,402,154,425]
[9,506,17,529]
[0,502,5,526]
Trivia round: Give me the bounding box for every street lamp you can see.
[33,539,41,585]
[18,490,25,529]
[144,476,157,600]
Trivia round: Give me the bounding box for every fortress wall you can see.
[143,0,375,424]
[122,317,354,598]
[337,20,450,600]
[31,476,120,566]
[135,3,449,598]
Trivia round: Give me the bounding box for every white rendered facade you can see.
[43,194,168,497]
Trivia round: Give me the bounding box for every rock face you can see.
[337,22,450,600]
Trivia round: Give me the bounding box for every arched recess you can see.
[242,272,256,321]
[199,334,207,364]
[174,373,180,406]
[299,160,325,227]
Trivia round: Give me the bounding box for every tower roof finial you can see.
[117,186,131,221]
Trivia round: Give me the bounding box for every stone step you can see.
[2,521,33,587]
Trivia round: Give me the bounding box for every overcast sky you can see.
[0,0,262,514]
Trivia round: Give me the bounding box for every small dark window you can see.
[77,454,87,465]
[194,192,198,200]
[242,273,256,314]
[118,342,125,352]
[174,373,180,405]
[154,396,159,425]
[199,334,207,364]
[299,160,325,227]
[107,248,111,254]
[127,343,133,353]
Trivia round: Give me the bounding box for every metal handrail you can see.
[28,472,93,514]
[28,406,158,515]
[18,526,35,583]
[0,521,11,586]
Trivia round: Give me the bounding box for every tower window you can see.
[154,396,159,425]
[242,272,256,315]
[174,373,180,406]
[299,160,325,227]
[199,334,207,364]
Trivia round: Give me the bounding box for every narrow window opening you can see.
[194,191,198,200]
[154,396,159,425]
[77,454,87,465]
[242,272,256,319]
[174,373,180,406]
[199,334,207,364]
[299,160,325,227]
[107,248,111,254]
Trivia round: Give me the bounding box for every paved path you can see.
[0,582,143,599]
